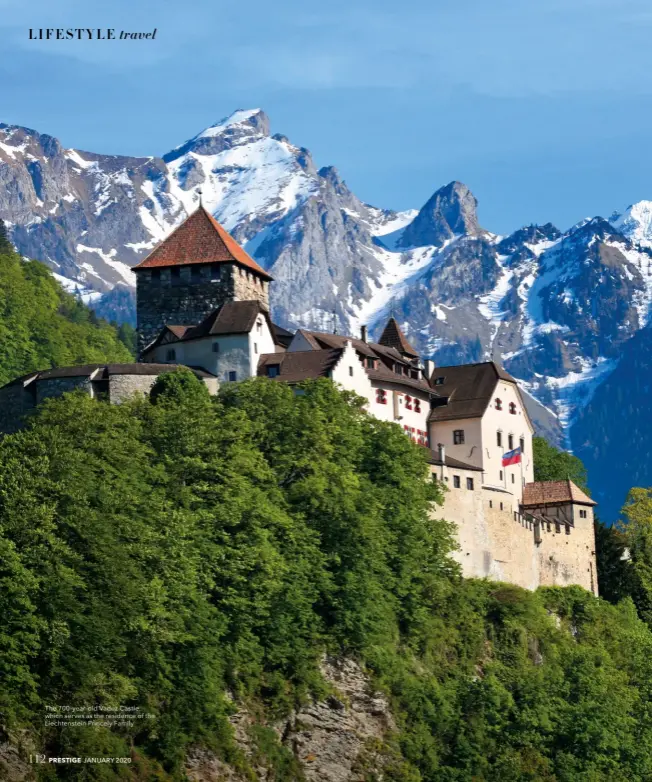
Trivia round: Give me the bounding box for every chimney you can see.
[425,359,435,380]
[361,325,368,343]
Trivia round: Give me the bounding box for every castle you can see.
[0,206,598,594]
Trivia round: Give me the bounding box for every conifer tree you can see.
[0,218,14,255]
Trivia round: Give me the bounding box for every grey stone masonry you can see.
[136,263,270,354]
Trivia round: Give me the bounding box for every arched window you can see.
[495,398,502,410]
[405,395,412,410]
[509,402,517,415]
[376,388,387,405]
[414,399,421,413]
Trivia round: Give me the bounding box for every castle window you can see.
[414,399,421,413]
[151,269,161,284]
[500,470,503,480]
[228,371,237,382]
[500,502,504,510]
[511,473,515,484]
[366,357,376,369]
[170,267,181,286]
[509,402,517,415]
[212,342,220,353]
[210,264,221,281]
[254,343,258,354]
[349,366,354,376]
[376,388,387,405]
[453,429,465,445]
[166,348,176,361]
[405,395,412,410]
[256,321,263,334]
[466,477,474,490]
[489,500,493,508]
[267,365,279,378]
[453,475,461,488]
[508,434,514,450]
[497,431,502,447]
[520,437,525,453]
[394,364,402,375]
[434,376,445,385]
[191,265,202,281]
[579,509,587,519]
[495,397,502,410]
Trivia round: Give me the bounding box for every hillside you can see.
[2,372,652,781]
[0,231,134,384]
[1,109,651,517]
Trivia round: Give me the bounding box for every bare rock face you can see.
[184,657,396,782]
[0,736,34,782]
[399,180,482,248]
[282,657,395,782]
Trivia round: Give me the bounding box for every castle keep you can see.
[0,206,599,594]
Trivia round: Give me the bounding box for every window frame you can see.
[453,475,461,488]
[453,429,465,445]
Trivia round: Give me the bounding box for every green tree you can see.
[533,436,589,491]
[0,219,13,254]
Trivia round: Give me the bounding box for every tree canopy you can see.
[0,246,133,386]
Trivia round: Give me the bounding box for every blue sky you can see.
[1,0,651,233]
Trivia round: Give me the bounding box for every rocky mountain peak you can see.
[612,200,652,249]
[163,109,270,163]
[399,180,481,249]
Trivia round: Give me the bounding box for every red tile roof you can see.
[132,206,273,280]
[522,480,597,507]
[378,317,419,358]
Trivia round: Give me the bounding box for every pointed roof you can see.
[132,205,272,280]
[378,317,419,358]
[522,480,597,508]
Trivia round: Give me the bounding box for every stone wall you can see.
[536,505,598,595]
[0,383,34,434]
[233,266,270,310]
[439,483,597,593]
[136,264,236,353]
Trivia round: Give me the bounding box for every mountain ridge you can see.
[1,107,651,518]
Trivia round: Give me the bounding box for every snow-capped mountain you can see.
[1,107,651,519]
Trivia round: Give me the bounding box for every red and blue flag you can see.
[502,447,522,467]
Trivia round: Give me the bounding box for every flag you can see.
[502,447,522,467]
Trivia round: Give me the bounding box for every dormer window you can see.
[495,397,502,410]
[405,395,412,410]
[509,402,517,415]
[395,364,402,375]
[434,376,445,385]
[267,365,279,378]
[376,388,387,405]
[366,357,376,369]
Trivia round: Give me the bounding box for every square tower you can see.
[132,206,272,354]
